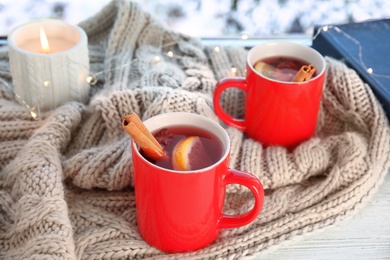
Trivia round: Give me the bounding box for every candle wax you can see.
[18,38,76,54]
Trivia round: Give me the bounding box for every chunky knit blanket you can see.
[0,0,389,259]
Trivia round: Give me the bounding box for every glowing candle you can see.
[40,27,50,54]
[8,19,90,112]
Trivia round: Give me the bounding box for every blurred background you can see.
[0,0,389,37]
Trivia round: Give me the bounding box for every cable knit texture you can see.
[0,0,389,259]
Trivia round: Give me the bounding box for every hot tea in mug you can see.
[122,112,264,253]
[142,126,224,171]
[213,41,326,148]
[254,56,317,82]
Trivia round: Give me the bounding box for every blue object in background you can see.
[312,19,390,119]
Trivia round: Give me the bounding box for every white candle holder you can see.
[8,19,89,112]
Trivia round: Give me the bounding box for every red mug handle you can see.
[218,169,264,229]
[213,78,248,131]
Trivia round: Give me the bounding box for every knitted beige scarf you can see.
[0,0,389,259]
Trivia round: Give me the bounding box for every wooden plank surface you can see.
[249,173,390,259]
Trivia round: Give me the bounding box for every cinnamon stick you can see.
[123,112,163,150]
[122,113,165,160]
[292,64,316,82]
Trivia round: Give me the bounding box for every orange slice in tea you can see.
[172,136,212,171]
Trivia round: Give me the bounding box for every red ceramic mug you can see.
[132,112,264,253]
[213,42,326,148]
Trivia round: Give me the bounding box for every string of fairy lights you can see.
[0,24,388,120]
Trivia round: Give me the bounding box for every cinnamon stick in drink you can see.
[122,112,165,160]
[292,64,316,82]
[123,112,163,150]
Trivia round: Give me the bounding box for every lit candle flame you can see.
[40,27,50,54]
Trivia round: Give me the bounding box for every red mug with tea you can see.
[131,112,264,253]
[213,42,326,148]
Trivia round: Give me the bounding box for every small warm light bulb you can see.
[167,51,173,57]
[323,25,329,32]
[214,46,220,53]
[154,56,161,62]
[86,76,93,83]
[30,110,37,119]
[40,27,50,54]
[43,80,50,87]
[241,34,248,40]
[86,75,98,85]
[367,68,373,74]
[229,67,237,77]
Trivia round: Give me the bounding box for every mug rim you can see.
[247,41,326,84]
[132,112,230,174]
